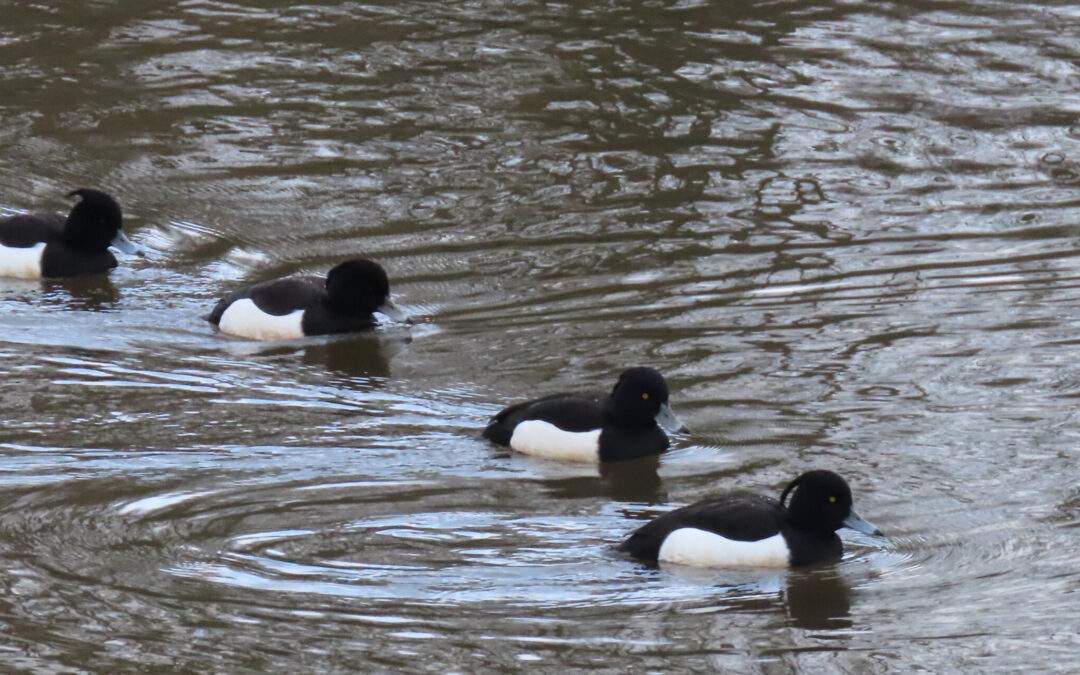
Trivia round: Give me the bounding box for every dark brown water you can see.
[1,0,1079,671]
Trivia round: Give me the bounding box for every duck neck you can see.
[787,510,835,536]
[322,293,349,315]
[601,398,654,430]
[62,218,109,252]
[322,293,375,320]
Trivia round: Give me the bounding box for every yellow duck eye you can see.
[641,392,650,400]
[828,495,837,504]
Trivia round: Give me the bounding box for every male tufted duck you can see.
[482,367,685,462]
[207,258,408,340]
[620,469,881,568]
[0,188,140,279]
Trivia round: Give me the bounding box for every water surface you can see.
[1,0,1079,671]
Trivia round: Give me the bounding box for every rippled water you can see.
[1,0,1079,671]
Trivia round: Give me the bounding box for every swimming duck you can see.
[620,469,881,568]
[482,367,684,462]
[0,188,140,279]
[207,258,407,340]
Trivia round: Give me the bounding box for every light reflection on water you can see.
[1,0,1079,670]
